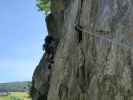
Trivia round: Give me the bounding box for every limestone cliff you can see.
[32,0,133,100]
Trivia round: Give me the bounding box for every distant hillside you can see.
[0,81,31,92]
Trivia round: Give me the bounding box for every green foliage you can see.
[0,92,31,100]
[0,81,31,92]
[36,0,50,14]
[10,96,21,100]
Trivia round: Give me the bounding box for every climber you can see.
[43,35,58,65]
[45,35,54,44]
[75,24,83,33]
[75,24,83,43]
[43,35,54,53]
[48,64,51,70]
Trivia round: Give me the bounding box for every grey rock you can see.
[32,0,133,100]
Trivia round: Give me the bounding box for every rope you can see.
[75,24,132,49]
[63,3,133,50]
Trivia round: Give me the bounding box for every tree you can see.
[36,0,50,14]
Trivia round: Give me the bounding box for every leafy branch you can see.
[36,0,50,14]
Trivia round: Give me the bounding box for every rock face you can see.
[32,0,133,100]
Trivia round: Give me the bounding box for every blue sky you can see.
[0,0,47,83]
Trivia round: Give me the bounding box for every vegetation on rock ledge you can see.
[36,0,50,14]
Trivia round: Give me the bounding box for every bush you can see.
[36,0,50,14]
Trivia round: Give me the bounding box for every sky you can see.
[0,0,47,83]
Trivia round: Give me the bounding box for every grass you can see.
[0,92,31,100]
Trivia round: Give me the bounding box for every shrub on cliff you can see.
[36,0,50,14]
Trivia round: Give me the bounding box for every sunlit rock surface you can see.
[32,0,133,100]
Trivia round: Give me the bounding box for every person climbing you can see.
[43,35,54,53]
[75,24,83,43]
[43,35,58,67]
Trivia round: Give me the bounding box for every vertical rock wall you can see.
[32,0,133,100]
